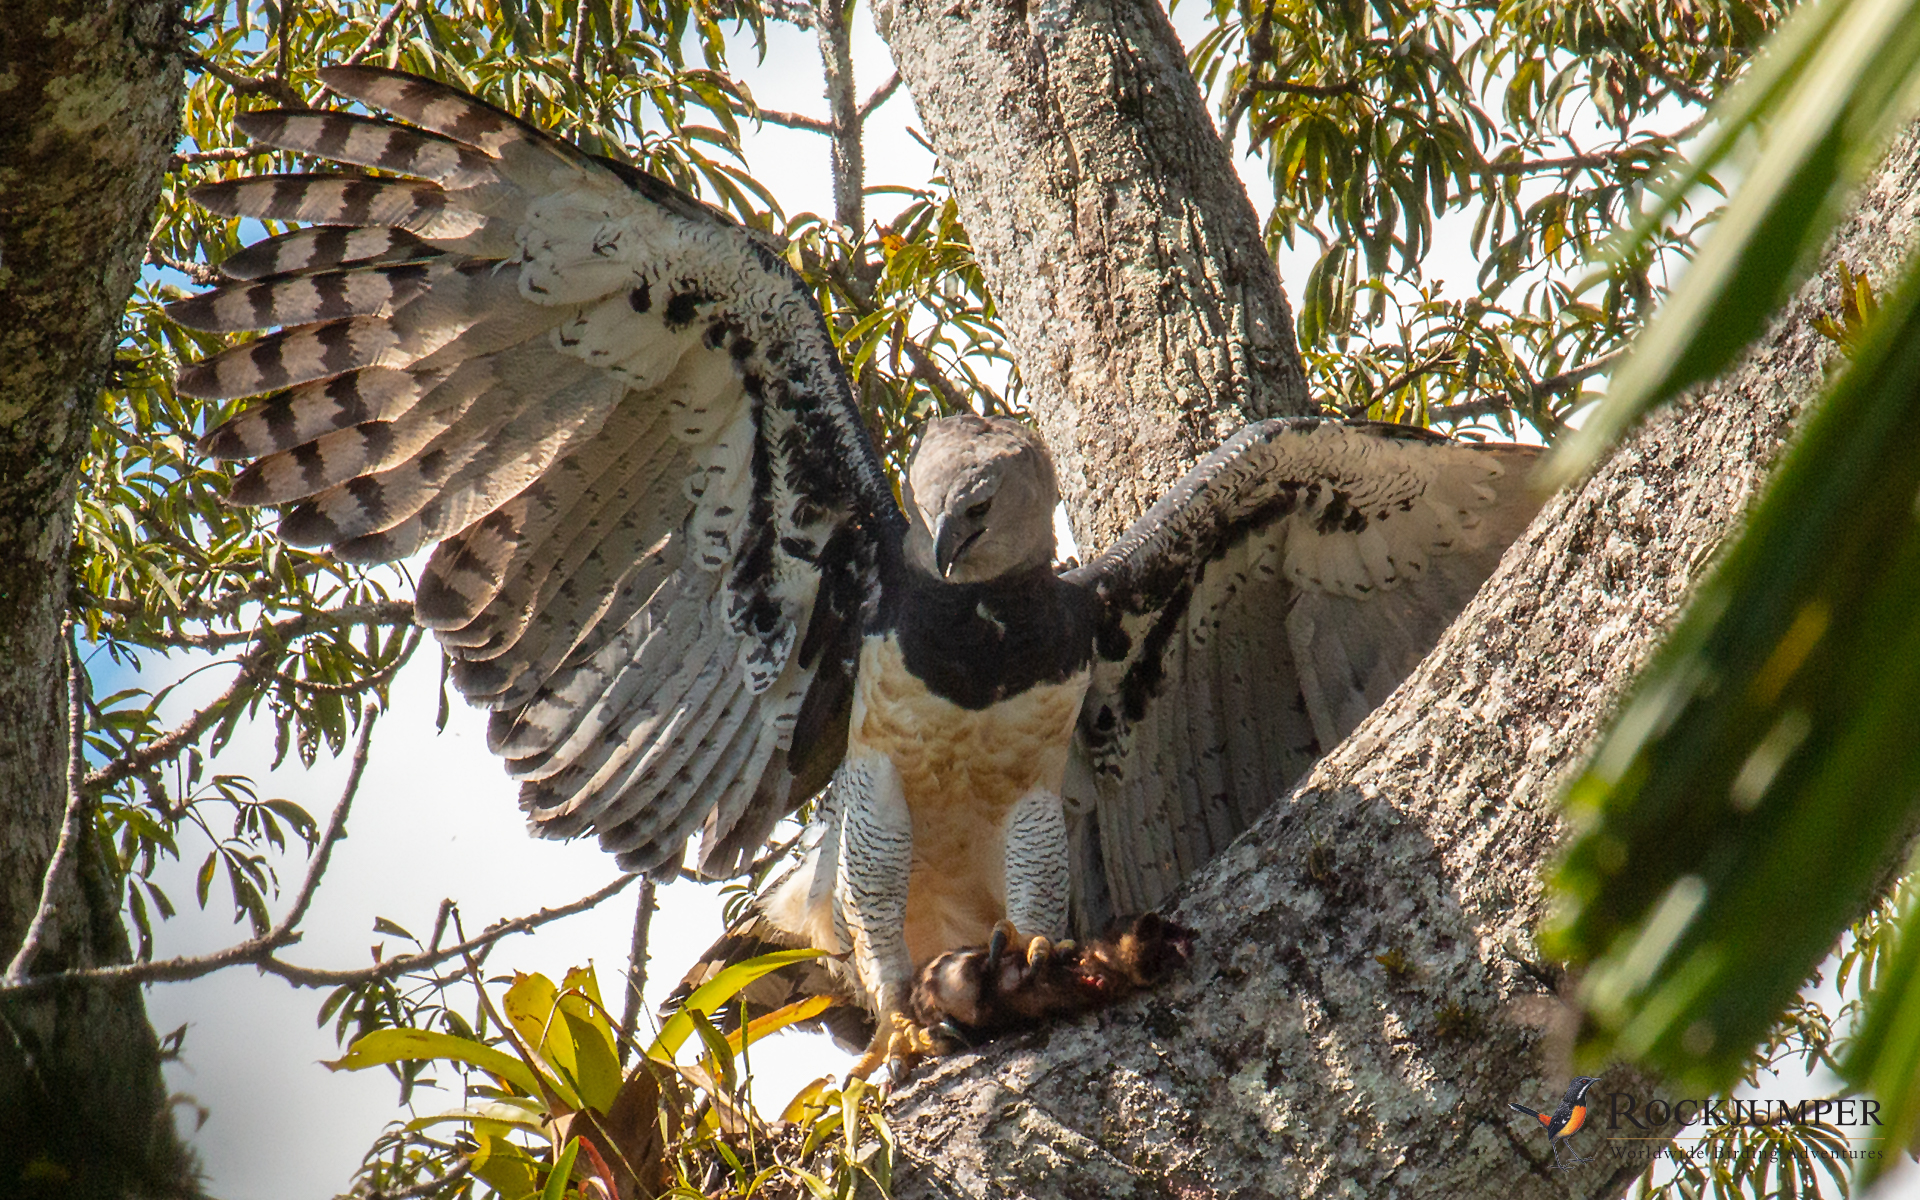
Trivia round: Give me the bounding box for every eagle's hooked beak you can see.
[933,503,989,578]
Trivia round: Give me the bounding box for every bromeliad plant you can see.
[328,951,892,1199]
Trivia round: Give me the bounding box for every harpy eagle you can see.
[173,67,1545,1076]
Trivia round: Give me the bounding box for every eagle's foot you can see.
[911,913,1199,1046]
[986,920,1057,972]
[847,1010,938,1085]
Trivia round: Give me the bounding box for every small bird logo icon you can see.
[1510,1076,1601,1168]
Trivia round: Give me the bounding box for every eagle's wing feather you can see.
[1063,419,1543,926]
[174,67,902,877]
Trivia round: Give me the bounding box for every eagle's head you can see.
[904,414,1060,583]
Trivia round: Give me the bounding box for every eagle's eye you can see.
[966,499,992,521]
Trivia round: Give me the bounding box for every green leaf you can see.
[1545,235,1920,1092]
[541,1136,580,1200]
[325,1028,544,1099]
[503,971,586,1110]
[558,1008,622,1115]
[471,1130,541,1200]
[403,1098,550,1135]
[648,948,823,1062]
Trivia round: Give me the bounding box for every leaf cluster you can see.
[1184,0,1787,436]
[329,953,891,1199]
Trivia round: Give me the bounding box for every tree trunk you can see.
[874,4,1920,1196]
[871,0,1309,549]
[0,4,196,1195]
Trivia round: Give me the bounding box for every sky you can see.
[115,4,1920,1199]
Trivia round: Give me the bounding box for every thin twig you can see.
[170,144,274,170]
[355,1159,473,1200]
[80,574,287,622]
[1471,148,1647,178]
[5,624,94,985]
[814,0,863,234]
[268,874,637,986]
[278,710,381,936]
[0,871,640,999]
[1342,350,1457,418]
[1533,349,1623,397]
[759,0,816,28]
[570,0,592,93]
[755,107,832,134]
[1243,76,1364,98]
[858,72,902,120]
[188,52,308,109]
[617,877,658,1063]
[427,898,455,952]
[145,247,223,286]
[101,599,416,652]
[902,339,979,414]
[340,1,412,67]
[84,610,419,790]
[83,643,272,791]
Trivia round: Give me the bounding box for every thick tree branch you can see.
[874,0,1309,546]
[814,0,864,233]
[0,3,194,1186]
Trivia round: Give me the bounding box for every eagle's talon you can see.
[985,920,1018,973]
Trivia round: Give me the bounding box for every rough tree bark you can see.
[871,0,1309,548]
[872,4,1920,1198]
[0,3,197,1196]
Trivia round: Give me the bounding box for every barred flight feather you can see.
[216,226,437,282]
[419,402,679,635]
[177,66,899,874]
[1063,419,1544,926]
[199,368,426,461]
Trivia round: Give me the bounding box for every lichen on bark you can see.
[872,0,1309,549]
[0,3,199,1195]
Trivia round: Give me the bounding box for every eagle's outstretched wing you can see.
[1062,419,1543,925]
[173,67,904,876]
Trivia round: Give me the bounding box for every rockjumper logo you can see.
[1604,1091,1884,1131]
[1507,1079,1887,1170]
[1509,1077,1601,1168]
